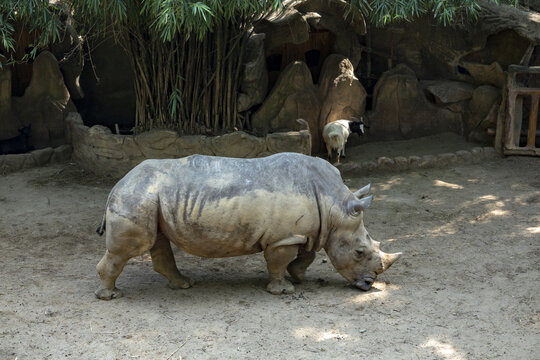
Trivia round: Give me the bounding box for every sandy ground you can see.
[0,148,539,359]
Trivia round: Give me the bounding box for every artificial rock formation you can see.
[2,51,75,149]
[255,0,366,66]
[254,6,310,50]
[67,113,311,178]
[251,54,367,153]
[296,0,366,67]
[237,33,268,112]
[252,61,321,150]
[465,85,501,143]
[367,2,537,84]
[369,65,462,140]
[424,81,475,105]
[318,54,366,128]
[0,56,18,140]
[50,23,85,100]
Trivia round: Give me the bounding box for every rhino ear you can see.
[353,184,371,199]
[347,195,373,215]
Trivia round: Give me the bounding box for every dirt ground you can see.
[0,144,539,359]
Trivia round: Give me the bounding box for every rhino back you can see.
[110,153,350,257]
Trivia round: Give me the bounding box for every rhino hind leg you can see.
[264,244,299,295]
[95,250,130,300]
[150,233,194,290]
[95,211,158,300]
[287,248,316,283]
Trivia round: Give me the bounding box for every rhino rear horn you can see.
[353,184,371,199]
[347,195,373,215]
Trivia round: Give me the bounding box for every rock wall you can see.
[0,51,76,149]
[337,147,498,176]
[0,145,73,175]
[66,113,311,178]
[252,55,367,153]
[368,65,463,140]
[365,2,537,84]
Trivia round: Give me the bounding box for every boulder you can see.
[176,136,213,157]
[31,147,54,165]
[370,64,462,140]
[0,56,11,113]
[459,61,506,88]
[237,33,268,112]
[295,0,366,67]
[252,61,321,151]
[366,2,534,83]
[424,81,474,104]
[0,58,19,141]
[466,85,501,132]
[266,130,311,155]
[50,24,84,100]
[318,54,367,135]
[210,131,266,158]
[51,145,73,163]
[11,51,72,149]
[135,129,179,158]
[253,7,309,50]
[24,51,70,101]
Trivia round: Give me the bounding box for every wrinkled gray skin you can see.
[95,153,401,300]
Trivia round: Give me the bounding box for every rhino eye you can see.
[355,249,364,257]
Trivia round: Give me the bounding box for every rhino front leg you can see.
[264,244,298,294]
[150,233,194,290]
[264,235,308,294]
[287,248,316,283]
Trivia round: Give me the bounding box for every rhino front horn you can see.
[380,251,402,272]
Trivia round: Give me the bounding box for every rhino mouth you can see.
[354,276,375,291]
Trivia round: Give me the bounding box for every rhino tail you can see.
[96,212,106,236]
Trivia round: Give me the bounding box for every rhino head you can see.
[325,184,402,291]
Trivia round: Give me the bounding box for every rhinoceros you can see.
[95,152,401,300]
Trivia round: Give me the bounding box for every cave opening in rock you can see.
[264,28,334,90]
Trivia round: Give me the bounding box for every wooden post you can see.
[528,94,539,148]
[513,96,523,146]
[495,77,507,155]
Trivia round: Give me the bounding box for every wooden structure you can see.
[505,65,540,156]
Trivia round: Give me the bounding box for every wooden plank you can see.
[509,88,540,95]
[520,44,535,66]
[528,94,539,148]
[505,91,516,148]
[503,147,540,156]
[508,65,540,74]
[513,96,523,146]
[495,79,507,155]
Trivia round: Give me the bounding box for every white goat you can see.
[322,118,366,164]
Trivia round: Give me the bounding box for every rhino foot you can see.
[95,287,123,300]
[287,263,306,283]
[267,279,295,295]
[169,276,194,290]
